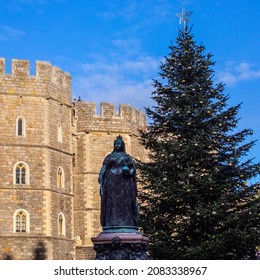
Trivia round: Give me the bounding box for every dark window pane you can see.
[22,216,26,232]
[18,119,23,135]
[16,216,20,232]
[21,167,26,184]
[16,167,20,184]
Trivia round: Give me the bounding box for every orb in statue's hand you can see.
[122,165,130,176]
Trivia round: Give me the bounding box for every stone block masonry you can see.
[0,58,74,260]
[0,58,71,104]
[0,58,147,260]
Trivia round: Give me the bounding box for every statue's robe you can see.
[100,151,140,228]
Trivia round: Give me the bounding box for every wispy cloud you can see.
[73,55,160,111]
[5,0,48,9]
[111,39,141,56]
[4,0,65,13]
[0,26,25,41]
[74,58,260,111]
[217,61,260,86]
[98,0,177,25]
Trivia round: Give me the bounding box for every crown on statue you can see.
[116,135,123,141]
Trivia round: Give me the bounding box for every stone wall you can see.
[0,58,71,104]
[0,59,74,260]
[0,58,147,260]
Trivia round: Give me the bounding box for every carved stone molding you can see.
[92,232,150,260]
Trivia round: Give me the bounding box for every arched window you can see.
[57,166,64,188]
[58,123,62,143]
[16,116,26,137]
[14,162,29,185]
[58,213,65,236]
[13,209,30,233]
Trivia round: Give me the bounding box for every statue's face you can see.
[114,139,122,151]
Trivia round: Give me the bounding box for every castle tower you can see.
[0,59,75,259]
[73,101,147,259]
[0,58,148,260]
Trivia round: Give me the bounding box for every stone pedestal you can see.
[91,232,150,260]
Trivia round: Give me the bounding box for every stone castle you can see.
[0,58,147,260]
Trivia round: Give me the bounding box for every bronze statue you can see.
[98,136,140,231]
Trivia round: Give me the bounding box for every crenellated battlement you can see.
[0,58,71,89]
[75,101,146,134]
[0,58,71,104]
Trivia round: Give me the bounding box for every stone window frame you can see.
[13,209,30,233]
[71,108,76,127]
[58,123,62,143]
[16,116,26,137]
[57,166,65,188]
[58,212,65,236]
[13,161,30,185]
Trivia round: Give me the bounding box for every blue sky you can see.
[0,0,260,164]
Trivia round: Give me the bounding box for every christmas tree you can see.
[138,10,260,259]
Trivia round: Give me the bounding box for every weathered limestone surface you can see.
[0,58,147,260]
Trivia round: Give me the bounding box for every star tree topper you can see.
[175,8,192,28]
